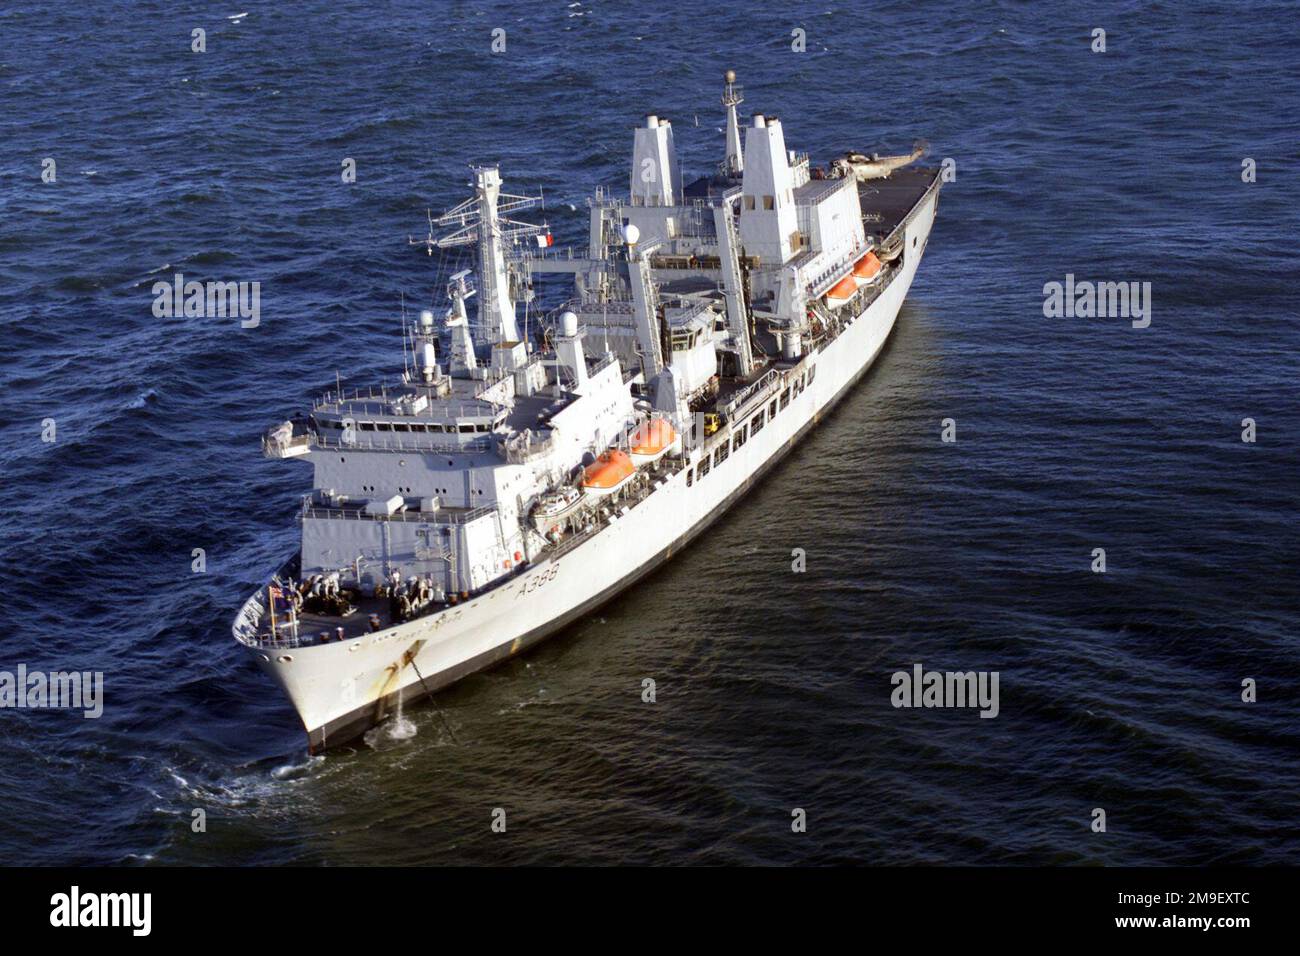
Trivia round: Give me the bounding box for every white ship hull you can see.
[238,186,938,751]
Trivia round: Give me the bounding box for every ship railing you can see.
[235,583,306,650]
[312,385,395,410]
[247,626,303,650]
[300,500,497,525]
[569,298,636,316]
[314,395,499,418]
[311,433,494,454]
[262,432,312,459]
[587,186,742,218]
[504,432,556,464]
[517,245,586,263]
[721,367,782,418]
[595,189,714,210]
[789,152,811,187]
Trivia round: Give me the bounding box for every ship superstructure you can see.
[234,72,942,751]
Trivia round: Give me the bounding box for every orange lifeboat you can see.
[628,418,678,465]
[581,449,636,496]
[852,251,882,285]
[824,273,857,307]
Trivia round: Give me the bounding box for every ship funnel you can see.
[555,311,588,390]
[740,111,797,264]
[630,112,682,206]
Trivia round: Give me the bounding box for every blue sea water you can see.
[0,0,1297,865]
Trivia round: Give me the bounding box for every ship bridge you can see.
[289,375,575,458]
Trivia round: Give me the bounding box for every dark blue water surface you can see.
[1,1,1297,865]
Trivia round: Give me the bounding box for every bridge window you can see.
[698,457,711,478]
[713,444,729,467]
[686,469,694,487]
[779,388,790,410]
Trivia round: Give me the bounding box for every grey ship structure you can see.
[234,73,942,751]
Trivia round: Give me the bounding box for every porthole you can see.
[277,654,294,663]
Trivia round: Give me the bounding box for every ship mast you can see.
[722,69,744,176]
[414,165,545,348]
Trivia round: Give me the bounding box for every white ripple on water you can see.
[363,715,418,749]
[270,754,327,780]
[159,755,329,817]
[125,388,157,409]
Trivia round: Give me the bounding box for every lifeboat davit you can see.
[581,449,636,497]
[824,273,857,307]
[852,251,882,285]
[628,418,679,465]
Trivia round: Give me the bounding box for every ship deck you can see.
[710,167,939,412]
[294,597,391,645]
[680,163,938,247]
[857,165,940,244]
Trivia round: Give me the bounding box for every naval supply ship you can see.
[234,72,942,751]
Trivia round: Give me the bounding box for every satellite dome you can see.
[622,223,640,245]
